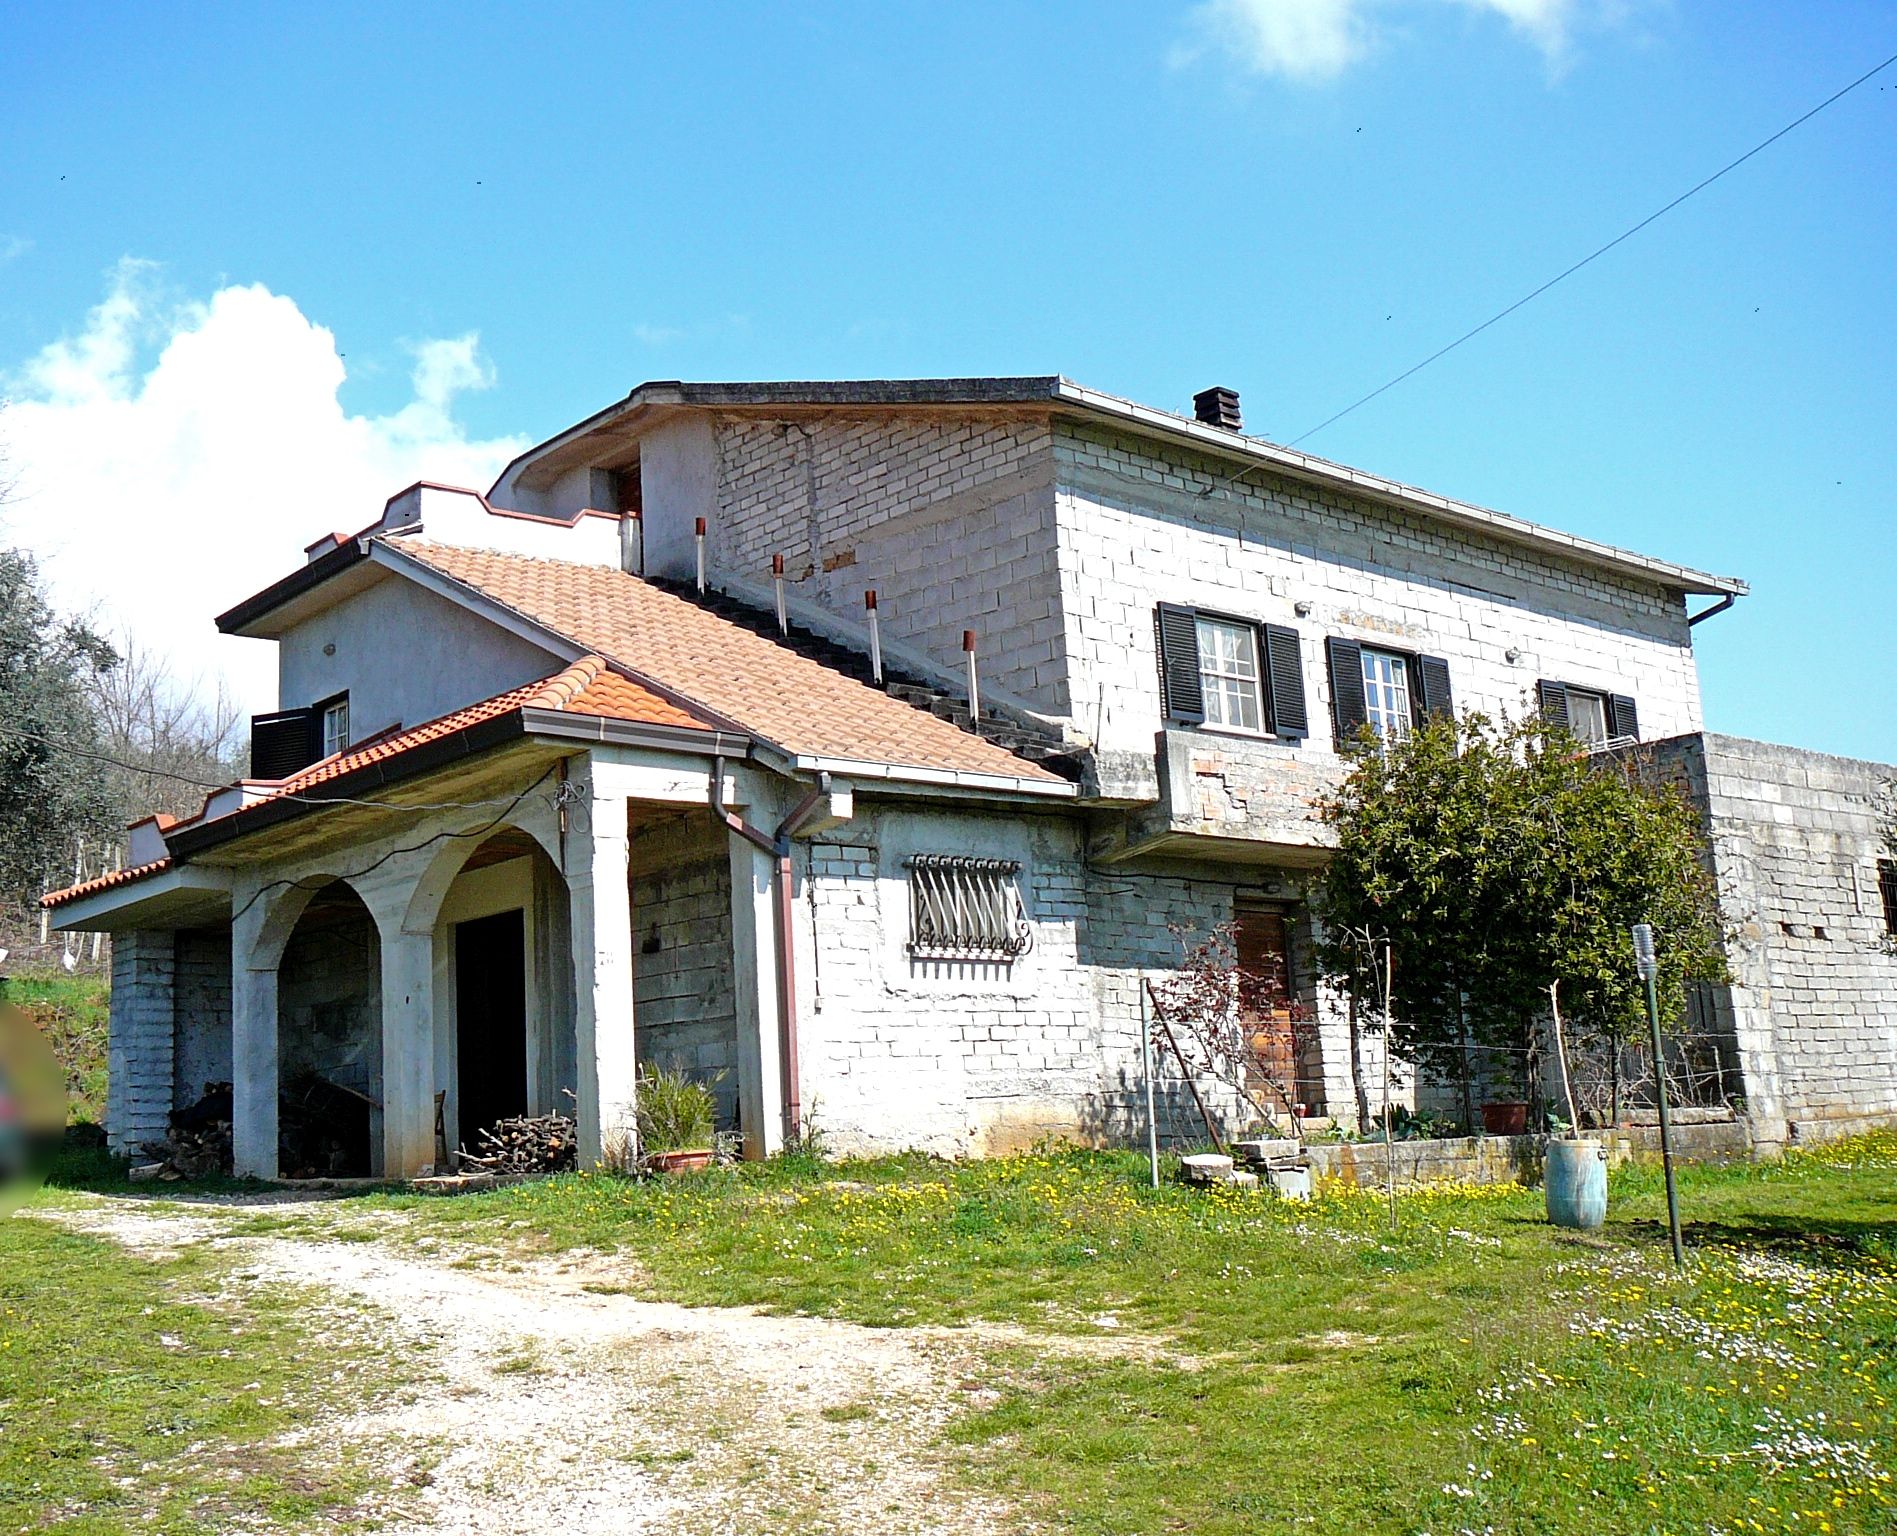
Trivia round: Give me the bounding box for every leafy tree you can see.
[0,549,120,904]
[1314,713,1726,1125]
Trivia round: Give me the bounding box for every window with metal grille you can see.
[1879,859,1897,937]
[905,855,1032,962]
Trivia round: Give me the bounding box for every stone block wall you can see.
[106,930,175,1157]
[629,812,739,1126]
[1054,420,1706,843]
[703,413,1071,712]
[794,801,1377,1156]
[172,929,232,1107]
[1644,733,1897,1142]
[277,896,382,1105]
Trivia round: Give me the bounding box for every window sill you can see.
[1171,720,1305,747]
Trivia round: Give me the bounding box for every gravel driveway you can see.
[43,1195,1030,1536]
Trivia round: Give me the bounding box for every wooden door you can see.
[1235,909,1303,1118]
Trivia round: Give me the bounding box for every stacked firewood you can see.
[141,1082,234,1179]
[456,1112,579,1175]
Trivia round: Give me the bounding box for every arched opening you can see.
[276,879,381,1177]
[432,827,577,1157]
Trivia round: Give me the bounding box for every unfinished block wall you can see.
[792,802,1374,1156]
[1055,421,1705,824]
[706,413,1072,712]
[629,812,739,1127]
[172,929,233,1107]
[106,930,176,1157]
[1646,733,1897,1144]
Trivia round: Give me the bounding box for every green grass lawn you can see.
[0,1213,417,1535]
[2,971,110,1127]
[319,1133,1894,1536]
[27,1132,1897,1534]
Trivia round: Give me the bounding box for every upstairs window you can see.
[1565,688,1610,747]
[1359,648,1414,743]
[320,695,351,758]
[1195,616,1264,733]
[1538,680,1638,748]
[1325,638,1452,748]
[1879,859,1897,938]
[1154,603,1309,738]
[905,855,1032,962]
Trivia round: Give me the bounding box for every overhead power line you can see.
[0,721,530,815]
[1291,48,1897,446]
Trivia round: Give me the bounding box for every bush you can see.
[634,1065,718,1153]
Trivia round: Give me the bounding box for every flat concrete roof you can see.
[491,375,1747,598]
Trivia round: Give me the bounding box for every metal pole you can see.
[1634,923,1686,1268]
[1381,940,1397,1232]
[772,553,788,634]
[963,630,980,730]
[865,590,883,685]
[1139,980,1160,1190]
[694,517,707,593]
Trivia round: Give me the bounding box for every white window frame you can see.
[905,855,1032,963]
[1564,688,1610,748]
[320,697,351,759]
[1360,648,1413,743]
[1194,615,1265,734]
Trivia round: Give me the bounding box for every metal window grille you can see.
[905,855,1032,961]
[1880,859,1897,938]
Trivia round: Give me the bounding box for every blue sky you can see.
[2,2,1893,758]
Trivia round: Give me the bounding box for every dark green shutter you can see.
[1609,693,1639,743]
[1155,604,1204,723]
[1261,624,1308,737]
[1536,679,1570,732]
[1417,655,1453,723]
[1325,638,1367,745]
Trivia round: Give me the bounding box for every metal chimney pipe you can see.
[865,590,883,684]
[620,507,642,575]
[964,629,980,731]
[694,517,707,594]
[772,553,787,635]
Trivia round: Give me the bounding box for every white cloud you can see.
[1177,0,1369,81]
[0,261,527,717]
[1177,0,1598,81]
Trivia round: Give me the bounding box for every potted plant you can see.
[635,1064,719,1175]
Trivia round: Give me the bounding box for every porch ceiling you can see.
[183,739,575,871]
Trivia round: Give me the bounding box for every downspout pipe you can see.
[1687,593,1738,626]
[710,756,830,1150]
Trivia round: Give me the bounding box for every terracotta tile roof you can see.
[266,655,702,797]
[44,659,711,908]
[397,543,1067,783]
[43,858,173,909]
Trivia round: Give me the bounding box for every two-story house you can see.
[47,376,1755,1177]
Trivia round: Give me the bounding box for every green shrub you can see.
[634,1064,718,1152]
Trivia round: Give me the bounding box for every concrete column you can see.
[230,896,278,1180]
[729,834,785,1159]
[379,927,436,1178]
[571,785,635,1166]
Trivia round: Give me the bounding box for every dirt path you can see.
[43,1195,1034,1536]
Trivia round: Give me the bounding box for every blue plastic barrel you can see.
[1544,1138,1608,1230]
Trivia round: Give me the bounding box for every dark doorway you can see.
[455,909,527,1145]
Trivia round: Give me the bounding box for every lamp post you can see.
[1633,922,1686,1268]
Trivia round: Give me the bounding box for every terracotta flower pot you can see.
[646,1148,714,1175]
[1480,1101,1529,1136]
